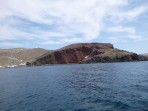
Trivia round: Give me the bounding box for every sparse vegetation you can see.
[0,48,48,67]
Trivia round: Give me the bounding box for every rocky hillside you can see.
[28,43,148,66]
[0,48,48,67]
[142,53,148,56]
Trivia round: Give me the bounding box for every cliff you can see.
[28,43,148,66]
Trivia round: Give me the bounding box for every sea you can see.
[0,62,148,111]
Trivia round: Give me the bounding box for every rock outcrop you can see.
[28,43,148,66]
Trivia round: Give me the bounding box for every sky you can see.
[0,0,148,54]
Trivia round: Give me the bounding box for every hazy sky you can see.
[0,0,148,54]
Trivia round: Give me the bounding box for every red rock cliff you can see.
[27,43,148,66]
[32,43,114,65]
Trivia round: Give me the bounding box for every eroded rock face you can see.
[36,46,91,64]
[29,43,148,66]
[31,43,113,65]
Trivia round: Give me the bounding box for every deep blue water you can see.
[0,62,148,111]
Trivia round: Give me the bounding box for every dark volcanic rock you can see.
[81,52,140,63]
[29,43,148,66]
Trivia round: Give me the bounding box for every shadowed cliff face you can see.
[29,43,148,66]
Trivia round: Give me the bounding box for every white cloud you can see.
[125,6,147,19]
[107,26,136,34]
[0,0,147,47]
[106,26,144,43]
[43,38,82,45]
[0,42,23,47]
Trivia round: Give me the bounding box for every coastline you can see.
[1,60,148,69]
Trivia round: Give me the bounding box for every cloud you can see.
[106,26,142,39]
[0,42,23,48]
[107,5,147,23]
[125,6,147,19]
[0,0,148,48]
[107,26,136,34]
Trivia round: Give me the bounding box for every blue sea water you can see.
[0,62,148,111]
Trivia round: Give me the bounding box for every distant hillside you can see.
[0,48,48,67]
[27,43,148,66]
[142,53,148,56]
[1,43,148,67]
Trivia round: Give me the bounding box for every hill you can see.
[142,53,148,56]
[0,48,48,67]
[27,43,148,66]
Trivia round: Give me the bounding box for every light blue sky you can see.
[0,0,148,54]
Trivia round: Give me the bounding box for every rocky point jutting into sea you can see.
[27,43,148,66]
